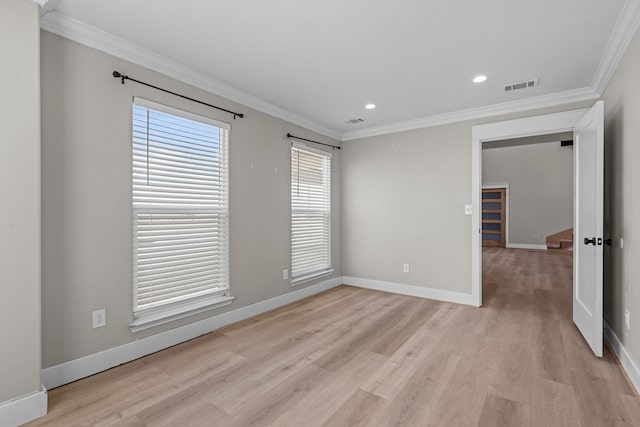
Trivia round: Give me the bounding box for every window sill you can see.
[130,295,235,333]
[291,269,335,287]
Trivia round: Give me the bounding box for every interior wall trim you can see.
[0,388,47,427]
[505,243,548,251]
[471,108,589,307]
[39,11,342,141]
[41,276,343,390]
[341,88,598,141]
[604,320,640,395]
[342,276,477,307]
[591,0,640,94]
[41,3,640,143]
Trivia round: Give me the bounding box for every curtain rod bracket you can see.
[112,70,126,85]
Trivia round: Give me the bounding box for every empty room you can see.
[3,0,640,426]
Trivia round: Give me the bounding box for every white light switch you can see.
[464,204,472,215]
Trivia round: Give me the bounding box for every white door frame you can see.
[471,108,590,307]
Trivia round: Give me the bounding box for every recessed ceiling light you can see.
[473,75,488,83]
[365,103,376,110]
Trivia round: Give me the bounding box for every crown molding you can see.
[39,11,342,141]
[341,87,599,141]
[591,0,640,95]
[40,3,638,143]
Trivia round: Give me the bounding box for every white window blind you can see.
[132,98,229,314]
[291,144,331,281]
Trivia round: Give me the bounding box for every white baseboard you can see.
[42,276,343,390]
[0,388,47,427]
[604,321,640,395]
[506,243,548,250]
[342,276,475,306]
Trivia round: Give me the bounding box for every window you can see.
[131,98,232,330]
[291,143,332,283]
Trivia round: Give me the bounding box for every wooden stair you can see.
[546,228,573,254]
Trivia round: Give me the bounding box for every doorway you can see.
[471,104,605,357]
[482,133,574,251]
[470,108,589,306]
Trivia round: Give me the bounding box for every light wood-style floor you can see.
[29,248,640,426]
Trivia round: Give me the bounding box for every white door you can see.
[573,100,604,357]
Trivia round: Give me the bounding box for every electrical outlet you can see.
[283,269,289,280]
[464,204,472,215]
[403,264,410,273]
[92,309,106,329]
[620,238,624,249]
[625,309,630,330]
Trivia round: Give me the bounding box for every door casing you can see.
[471,108,590,307]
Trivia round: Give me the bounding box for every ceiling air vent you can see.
[504,79,539,92]
[345,118,365,124]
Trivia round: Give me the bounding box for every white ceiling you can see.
[45,0,630,139]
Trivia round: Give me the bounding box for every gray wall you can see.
[483,141,573,246]
[341,123,472,292]
[0,0,42,404]
[341,101,593,294]
[602,30,640,370]
[41,32,341,368]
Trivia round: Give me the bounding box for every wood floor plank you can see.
[320,390,383,427]
[270,351,388,427]
[218,286,359,337]
[376,375,438,426]
[225,364,330,427]
[571,370,622,425]
[312,297,412,371]
[137,395,230,427]
[220,286,367,341]
[360,317,446,400]
[619,393,640,424]
[369,300,438,357]
[426,352,493,426]
[28,248,640,426]
[527,378,582,427]
[477,393,524,427]
[208,351,315,414]
[534,318,572,385]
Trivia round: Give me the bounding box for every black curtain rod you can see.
[287,133,341,150]
[112,71,244,119]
